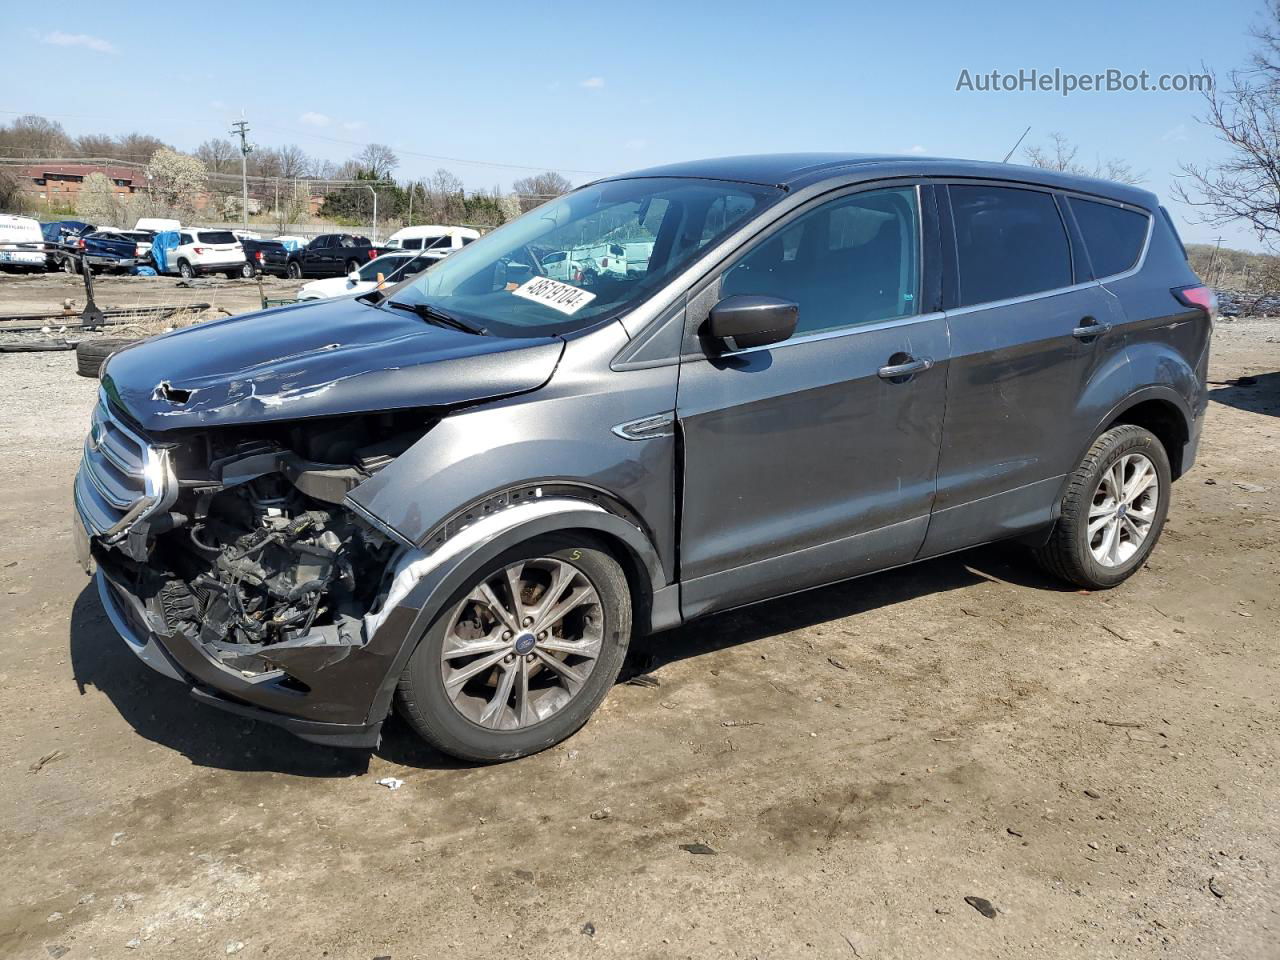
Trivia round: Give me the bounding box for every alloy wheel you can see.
[440,558,604,730]
[1088,452,1160,567]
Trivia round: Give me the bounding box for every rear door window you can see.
[949,185,1072,306]
[1069,197,1150,277]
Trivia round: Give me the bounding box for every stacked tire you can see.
[75,337,136,379]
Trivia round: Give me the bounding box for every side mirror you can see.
[707,295,798,351]
[347,270,361,283]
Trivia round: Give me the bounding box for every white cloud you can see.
[300,112,331,127]
[1162,123,1188,143]
[37,30,116,54]
[342,120,365,131]
[906,144,928,154]
[580,76,605,89]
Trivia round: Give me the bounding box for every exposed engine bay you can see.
[98,411,427,676]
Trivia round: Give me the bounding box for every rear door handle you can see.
[1072,317,1112,339]
[878,357,933,380]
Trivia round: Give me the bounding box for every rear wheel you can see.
[396,535,632,762]
[1034,425,1171,589]
[178,260,195,279]
[344,259,360,274]
[62,256,79,275]
[240,262,255,279]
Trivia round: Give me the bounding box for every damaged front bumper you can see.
[72,392,424,749]
[88,549,415,748]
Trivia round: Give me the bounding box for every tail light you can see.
[135,244,144,256]
[76,237,85,249]
[1173,284,1217,316]
[601,257,609,268]
[573,269,583,283]
[368,249,377,260]
[193,246,205,254]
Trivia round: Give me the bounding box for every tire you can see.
[177,260,195,279]
[1034,425,1171,589]
[287,261,302,280]
[344,259,360,274]
[396,535,632,763]
[240,262,255,279]
[62,256,79,275]
[76,337,137,379]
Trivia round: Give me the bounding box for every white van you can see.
[384,225,479,252]
[133,217,182,234]
[0,214,46,272]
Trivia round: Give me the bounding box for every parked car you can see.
[285,233,388,279]
[297,251,437,300]
[156,228,245,278]
[134,217,181,234]
[541,242,628,286]
[64,230,154,274]
[240,237,290,278]
[76,154,1211,763]
[384,225,479,252]
[0,214,48,272]
[39,220,95,270]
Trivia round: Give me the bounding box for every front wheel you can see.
[1034,425,1171,589]
[396,535,632,763]
[287,261,302,279]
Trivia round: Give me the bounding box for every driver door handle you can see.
[878,356,933,380]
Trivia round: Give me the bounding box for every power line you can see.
[0,107,612,178]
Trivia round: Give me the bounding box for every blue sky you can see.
[4,0,1268,248]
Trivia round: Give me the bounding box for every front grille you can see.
[74,394,166,537]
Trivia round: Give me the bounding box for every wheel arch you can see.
[361,496,677,725]
[1099,388,1192,480]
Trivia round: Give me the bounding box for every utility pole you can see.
[230,116,252,231]
[362,183,377,241]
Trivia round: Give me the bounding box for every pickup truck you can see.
[58,229,151,274]
[240,237,290,278]
[284,233,388,279]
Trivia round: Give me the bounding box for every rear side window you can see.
[199,230,236,244]
[1069,198,1150,277]
[950,185,1072,306]
[401,238,422,250]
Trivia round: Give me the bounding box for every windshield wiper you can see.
[387,301,488,335]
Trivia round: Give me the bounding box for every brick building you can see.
[21,163,144,208]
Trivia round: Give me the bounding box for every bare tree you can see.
[1024,132,1144,184]
[72,133,120,158]
[0,114,72,157]
[511,171,573,211]
[356,143,399,179]
[0,166,29,212]
[1174,4,1280,253]
[196,138,237,174]
[115,132,171,162]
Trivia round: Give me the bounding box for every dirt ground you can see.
[0,274,1277,959]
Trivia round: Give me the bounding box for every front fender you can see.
[360,498,679,726]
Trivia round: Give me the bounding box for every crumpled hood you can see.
[102,297,564,432]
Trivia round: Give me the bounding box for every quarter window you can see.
[950,185,1072,306]
[1069,197,1150,278]
[720,187,921,336]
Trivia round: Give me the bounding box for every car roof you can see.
[604,153,1157,208]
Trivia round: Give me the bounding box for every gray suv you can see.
[74,154,1212,762]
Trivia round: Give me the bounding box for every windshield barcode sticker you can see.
[511,276,596,315]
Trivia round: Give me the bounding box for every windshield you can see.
[384,177,780,336]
